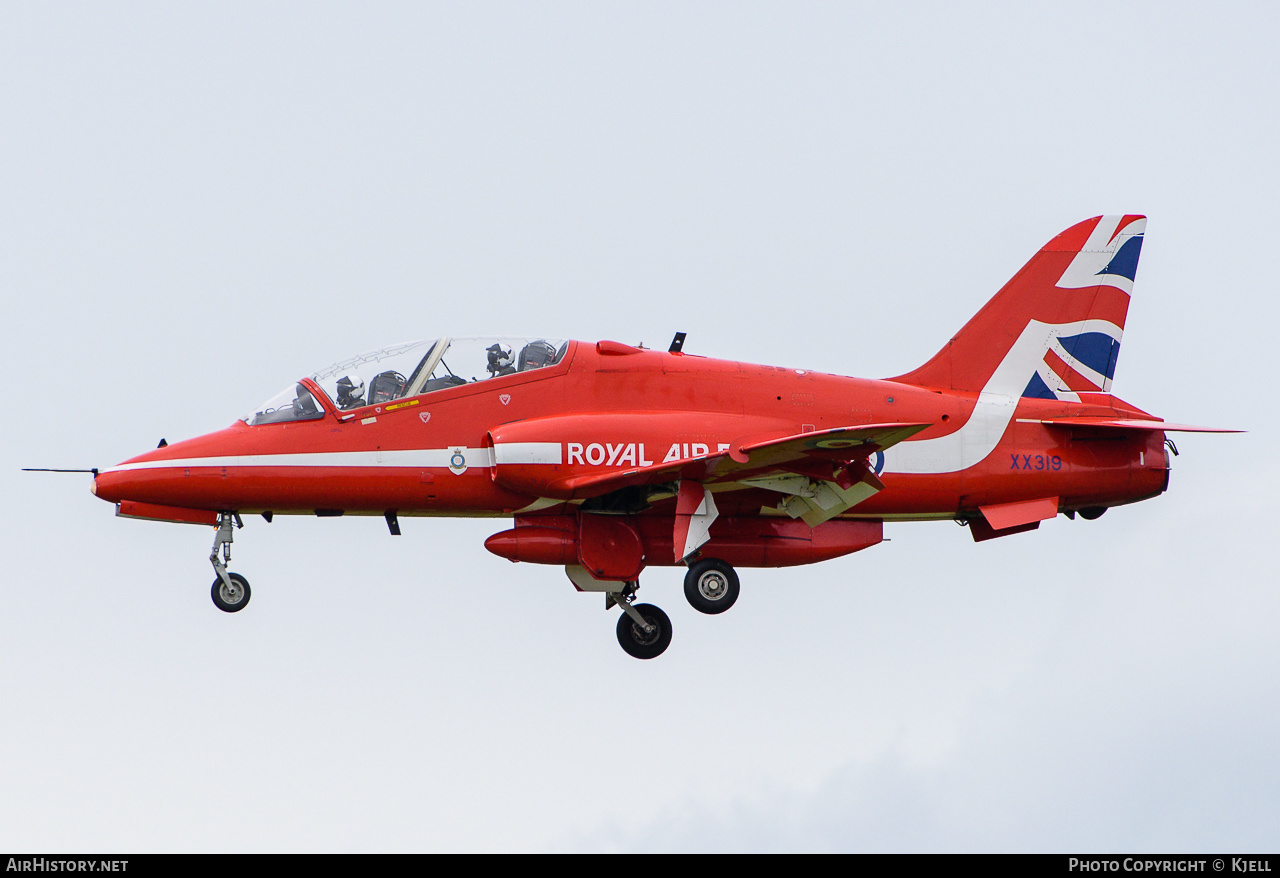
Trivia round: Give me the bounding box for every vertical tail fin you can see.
[890,215,1146,401]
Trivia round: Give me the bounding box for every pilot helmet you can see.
[486,343,514,374]
[518,340,557,370]
[336,375,365,408]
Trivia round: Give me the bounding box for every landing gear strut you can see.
[209,512,251,613]
[608,582,672,659]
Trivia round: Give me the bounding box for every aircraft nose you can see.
[92,467,131,504]
[93,445,182,505]
[91,423,250,511]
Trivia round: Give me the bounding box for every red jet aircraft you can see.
[86,215,1234,658]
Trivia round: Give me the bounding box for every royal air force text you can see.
[565,443,731,467]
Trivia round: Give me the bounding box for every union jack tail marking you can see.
[891,215,1146,398]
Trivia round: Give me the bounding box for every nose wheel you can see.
[209,512,251,613]
[603,580,672,659]
[212,572,251,612]
[615,602,672,659]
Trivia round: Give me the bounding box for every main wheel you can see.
[1079,506,1108,521]
[211,573,251,613]
[616,603,672,659]
[684,558,740,614]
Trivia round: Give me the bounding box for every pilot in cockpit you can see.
[336,375,366,410]
[486,343,516,377]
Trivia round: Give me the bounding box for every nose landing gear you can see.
[209,512,251,613]
[606,582,672,660]
[212,572,251,612]
[616,603,672,659]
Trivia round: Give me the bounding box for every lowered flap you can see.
[742,457,885,527]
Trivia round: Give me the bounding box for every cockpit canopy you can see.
[249,337,569,425]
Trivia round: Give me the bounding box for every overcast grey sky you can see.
[2,2,1276,852]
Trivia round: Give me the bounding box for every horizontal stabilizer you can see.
[1021,418,1242,433]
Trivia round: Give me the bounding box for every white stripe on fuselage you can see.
[103,442,569,474]
[492,442,562,465]
[105,447,498,473]
[885,318,1121,475]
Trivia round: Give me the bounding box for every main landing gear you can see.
[683,558,740,615]
[209,512,251,613]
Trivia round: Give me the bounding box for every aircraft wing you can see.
[730,422,931,465]
[557,423,931,547]
[561,422,930,499]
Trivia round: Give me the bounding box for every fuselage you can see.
[93,340,1169,529]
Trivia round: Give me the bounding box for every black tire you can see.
[683,558,740,615]
[616,603,672,659]
[1079,507,1107,521]
[211,573,251,613]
